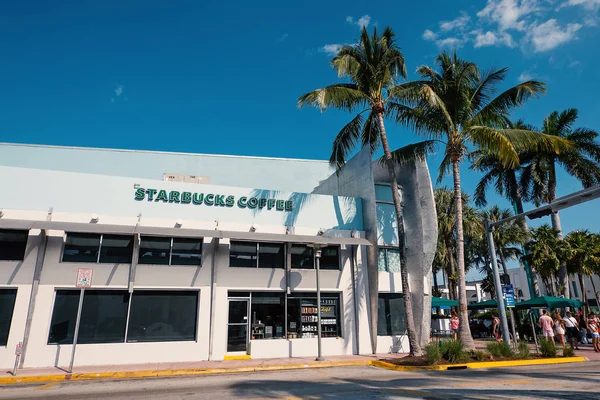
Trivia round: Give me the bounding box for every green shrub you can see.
[538,337,557,358]
[563,346,575,358]
[486,341,513,358]
[472,350,487,362]
[440,340,469,364]
[425,342,442,365]
[517,341,531,358]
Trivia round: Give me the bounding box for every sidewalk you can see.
[473,339,600,361]
[1,353,407,385]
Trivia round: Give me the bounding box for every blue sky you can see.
[1,1,599,278]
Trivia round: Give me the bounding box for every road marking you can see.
[313,369,329,375]
[35,382,59,390]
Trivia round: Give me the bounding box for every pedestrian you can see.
[578,313,589,345]
[492,313,503,342]
[450,311,459,340]
[553,311,566,347]
[588,313,600,352]
[539,310,555,342]
[563,311,580,350]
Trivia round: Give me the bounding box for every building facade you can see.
[0,143,437,369]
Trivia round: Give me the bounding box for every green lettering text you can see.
[156,190,169,202]
[146,189,157,201]
[181,192,192,204]
[134,188,146,201]
[169,191,180,203]
[226,195,235,207]
[192,193,204,205]
[238,196,248,208]
[205,194,215,206]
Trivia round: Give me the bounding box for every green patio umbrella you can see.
[467,299,498,310]
[514,295,583,310]
[431,296,458,307]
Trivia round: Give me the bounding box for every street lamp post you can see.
[485,219,511,346]
[308,243,325,362]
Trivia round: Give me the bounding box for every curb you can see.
[0,360,371,386]
[372,356,587,371]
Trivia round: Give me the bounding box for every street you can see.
[1,363,598,400]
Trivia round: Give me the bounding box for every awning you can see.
[467,299,499,310]
[514,295,585,310]
[432,296,458,307]
[0,218,371,246]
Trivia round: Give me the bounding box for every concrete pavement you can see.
[1,363,599,399]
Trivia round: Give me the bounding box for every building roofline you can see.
[0,142,331,164]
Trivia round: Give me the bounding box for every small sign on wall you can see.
[76,268,94,288]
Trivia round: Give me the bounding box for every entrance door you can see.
[227,299,249,353]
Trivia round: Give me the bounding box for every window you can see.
[0,230,28,261]
[378,293,405,336]
[378,248,401,273]
[291,245,340,270]
[229,241,284,268]
[0,289,17,346]
[138,236,202,266]
[62,233,134,264]
[48,290,129,344]
[288,292,341,339]
[127,291,198,342]
[250,292,285,340]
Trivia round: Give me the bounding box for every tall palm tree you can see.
[525,225,570,296]
[298,27,434,356]
[565,230,600,311]
[394,52,553,349]
[521,109,600,298]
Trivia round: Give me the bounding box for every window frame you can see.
[290,244,341,271]
[378,247,401,273]
[229,241,285,269]
[0,288,18,346]
[377,292,406,336]
[138,236,203,266]
[61,233,134,264]
[0,229,29,262]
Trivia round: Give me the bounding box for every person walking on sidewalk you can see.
[577,313,589,345]
[539,310,555,342]
[492,313,503,342]
[553,311,566,348]
[450,311,459,340]
[563,311,580,350]
[588,313,600,352]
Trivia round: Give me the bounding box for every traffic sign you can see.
[502,284,515,308]
[76,268,93,288]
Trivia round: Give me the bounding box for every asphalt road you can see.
[1,363,599,400]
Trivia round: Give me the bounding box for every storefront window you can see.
[0,288,17,346]
[378,248,401,273]
[229,241,284,268]
[287,292,341,339]
[0,229,28,261]
[377,293,405,336]
[127,291,198,342]
[291,245,340,270]
[62,233,134,264]
[139,237,203,266]
[48,290,129,344]
[250,292,285,340]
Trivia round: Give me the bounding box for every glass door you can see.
[227,299,249,353]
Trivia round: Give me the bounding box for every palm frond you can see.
[297,84,370,112]
[329,112,366,171]
[378,140,437,166]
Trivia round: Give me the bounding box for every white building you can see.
[0,143,437,369]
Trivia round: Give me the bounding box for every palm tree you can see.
[565,230,600,311]
[479,206,528,277]
[298,27,434,357]
[521,109,600,298]
[394,51,553,349]
[525,225,570,296]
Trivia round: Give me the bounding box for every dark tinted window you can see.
[377,293,405,336]
[99,235,133,264]
[0,289,17,346]
[0,230,28,261]
[127,291,198,342]
[291,245,314,269]
[171,238,202,266]
[48,290,129,344]
[320,246,340,270]
[138,237,171,265]
[258,243,284,268]
[63,233,100,263]
[230,242,257,268]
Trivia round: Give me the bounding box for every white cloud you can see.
[436,37,464,48]
[346,14,371,29]
[558,0,600,10]
[474,30,515,47]
[440,14,471,31]
[321,44,343,56]
[114,85,123,97]
[569,60,582,67]
[518,71,534,81]
[422,29,438,40]
[275,33,288,43]
[527,19,582,52]
[477,0,539,31]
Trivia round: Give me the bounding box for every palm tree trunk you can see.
[578,274,589,314]
[498,247,509,276]
[451,159,475,350]
[445,236,457,301]
[377,112,422,357]
[590,275,600,310]
[548,163,569,298]
[433,269,441,315]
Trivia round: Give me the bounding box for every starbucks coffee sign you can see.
[134,187,294,211]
